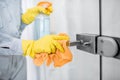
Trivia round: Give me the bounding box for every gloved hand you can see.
[37,1,53,15]
[22,34,69,58]
[22,6,52,24]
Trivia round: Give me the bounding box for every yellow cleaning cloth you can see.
[33,40,72,67]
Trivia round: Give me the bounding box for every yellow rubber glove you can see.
[22,34,69,58]
[22,6,52,24]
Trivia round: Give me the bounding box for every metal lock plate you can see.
[111,37,120,59]
[76,33,98,54]
[97,36,118,57]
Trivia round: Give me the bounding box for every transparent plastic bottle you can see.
[34,14,50,40]
[34,1,52,40]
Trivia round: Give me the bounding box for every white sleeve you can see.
[0,32,23,55]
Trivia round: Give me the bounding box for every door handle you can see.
[70,40,91,47]
[71,33,120,59]
[70,34,98,54]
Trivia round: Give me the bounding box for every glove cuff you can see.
[22,7,40,24]
[22,40,34,56]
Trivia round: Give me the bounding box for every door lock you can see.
[97,36,118,57]
[70,34,98,54]
[70,33,120,59]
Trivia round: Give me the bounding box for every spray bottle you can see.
[34,1,52,40]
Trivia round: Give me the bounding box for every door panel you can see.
[66,0,100,80]
[102,0,120,80]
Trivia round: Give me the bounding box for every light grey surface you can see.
[0,55,27,80]
[102,0,120,80]
[66,0,99,80]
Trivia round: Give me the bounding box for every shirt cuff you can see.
[10,38,23,55]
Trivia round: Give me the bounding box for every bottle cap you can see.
[37,1,52,8]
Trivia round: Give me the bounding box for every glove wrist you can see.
[22,40,35,56]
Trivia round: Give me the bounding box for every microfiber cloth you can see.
[33,40,72,67]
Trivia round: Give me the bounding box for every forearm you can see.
[20,22,27,32]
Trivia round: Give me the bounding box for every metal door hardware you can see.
[75,33,98,54]
[110,37,120,59]
[70,40,91,47]
[70,33,120,59]
[70,41,82,46]
[97,36,118,57]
